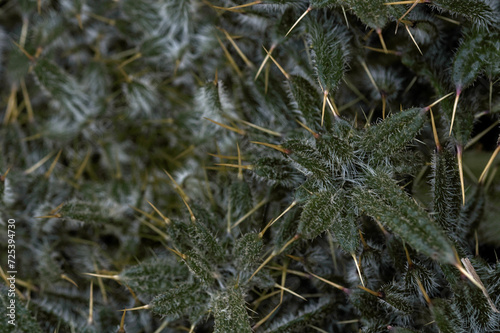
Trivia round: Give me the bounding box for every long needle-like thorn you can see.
[449,89,461,136]
[248,252,276,282]
[235,119,282,137]
[457,145,465,205]
[352,253,365,287]
[285,7,312,37]
[321,90,328,126]
[429,108,441,151]
[220,28,255,68]
[83,273,120,281]
[88,280,94,325]
[259,201,297,238]
[255,44,275,80]
[309,272,347,292]
[263,46,290,80]
[44,149,62,179]
[479,145,500,184]
[461,258,499,313]
[295,119,319,138]
[376,29,388,54]
[147,201,171,225]
[203,117,245,135]
[405,23,423,55]
[24,151,56,175]
[119,304,151,312]
[231,198,267,229]
[415,277,432,305]
[425,92,454,110]
[237,142,243,180]
[118,311,126,333]
[61,274,78,287]
[358,285,380,297]
[250,141,289,154]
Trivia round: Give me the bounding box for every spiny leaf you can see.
[212,288,252,333]
[355,170,456,264]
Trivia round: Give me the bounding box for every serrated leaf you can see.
[150,283,209,319]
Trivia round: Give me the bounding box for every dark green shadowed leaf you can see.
[0,287,43,333]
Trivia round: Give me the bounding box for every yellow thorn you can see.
[341,5,349,28]
[237,142,243,180]
[163,169,191,203]
[88,280,94,325]
[119,304,151,312]
[11,40,34,61]
[220,28,255,68]
[478,145,500,184]
[363,46,399,55]
[273,283,307,301]
[75,148,92,180]
[434,14,461,25]
[83,272,121,281]
[118,52,142,68]
[20,79,34,122]
[252,303,280,330]
[208,0,262,12]
[263,46,290,80]
[295,119,319,138]
[465,120,500,150]
[208,153,240,160]
[129,205,164,225]
[280,261,288,303]
[259,201,297,238]
[139,218,171,241]
[321,90,327,126]
[88,12,116,26]
[358,285,380,297]
[1,167,11,182]
[214,163,253,170]
[234,119,282,137]
[457,146,465,205]
[415,277,432,305]
[352,253,365,287]
[118,311,127,333]
[360,61,379,92]
[24,150,56,175]
[285,7,312,37]
[381,94,386,119]
[429,108,441,151]
[147,201,171,225]
[397,0,424,23]
[403,243,413,266]
[461,257,499,313]
[449,91,461,136]
[384,0,419,4]
[425,92,454,110]
[248,251,276,282]
[216,36,242,77]
[454,262,485,291]
[231,198,267,229]
[44,149,62,179]
[203,117,245,135]
[327,95,339,117]
[250,141,288,154]
[61,274,78,287]
[309,272,346,291]
[376,29,388,54]
[404,24,423,55]
[255,44,275,80]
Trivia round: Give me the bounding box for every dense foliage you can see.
[1,0,500,332]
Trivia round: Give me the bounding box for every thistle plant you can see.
[1,0,500,332]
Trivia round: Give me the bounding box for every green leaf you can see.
[307,21,349,92]
[212,288,252,333]
[233,233,263,273]
[359,108,426,162]
[150,283,209,319]
[0,287,43,333]
[354,170,456,264]
[432,0,497,28]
